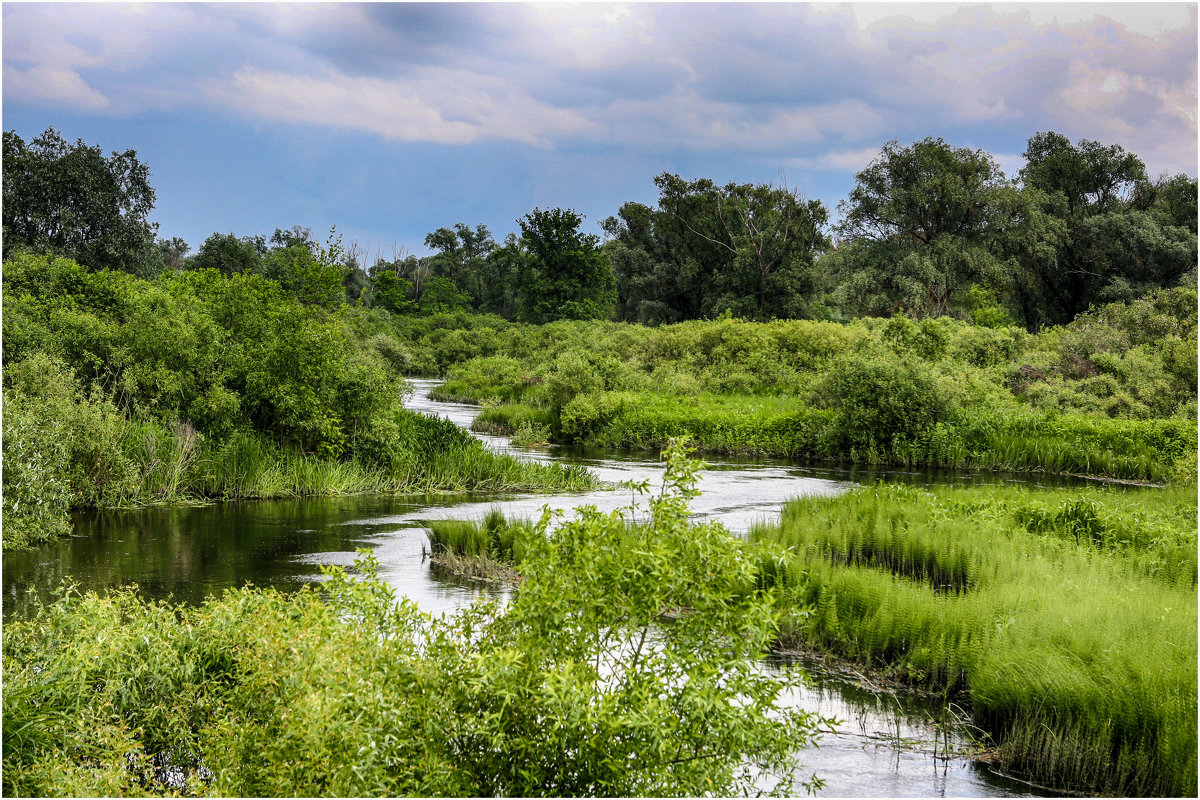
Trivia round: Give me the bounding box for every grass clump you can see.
[470,403,553,436]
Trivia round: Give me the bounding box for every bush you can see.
[816,356,948,450]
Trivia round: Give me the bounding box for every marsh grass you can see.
[428,509,534,564]
[471,403,552,435]
[749,482,1198,796]
[560,392,1193,481]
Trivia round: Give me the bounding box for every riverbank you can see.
[754,481,1197,797]
[1,447,830,798]
[0,255,596,550]
[406,290,1197,483]
[423,475,1198,798]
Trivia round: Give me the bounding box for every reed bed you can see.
[117,426,596,505]
[561,391,1193,481]
[749,482,1198,796]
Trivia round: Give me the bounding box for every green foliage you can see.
[388,285,1194,479]
[1,254,596,546]
[4,448,827,796]
[369,268,417,313]
[517,207,616,323]
[190,232,264,275]
[2,128,161,277]
[1014,131,1194,326]
[471,403,553,436]
[831,138,1064,322]
[652,173,831,320]
[749,482,1197,796]
[418,275,473,315]
[816,357,947,450]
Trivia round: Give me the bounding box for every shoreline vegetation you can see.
[419,476,1199,798]
[415,289,1196,485]
[2,445,832,798]
[1,253,597,550]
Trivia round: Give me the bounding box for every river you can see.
[4,379,1073,796]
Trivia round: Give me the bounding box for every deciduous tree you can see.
[2,128,161,277]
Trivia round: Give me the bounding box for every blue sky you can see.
[4,3,1196,259]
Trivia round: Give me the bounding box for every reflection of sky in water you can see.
[3,380,1071,797]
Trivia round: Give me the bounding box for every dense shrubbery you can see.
[1,254,594,547]
[749,482,1197,796]
[389,288,1197,480]
[3,447,826,797]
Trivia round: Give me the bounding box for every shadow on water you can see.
[4,378,1091,796]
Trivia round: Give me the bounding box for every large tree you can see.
[831,137,1067,322]
[1017,132,1195,325]
[424,223,495,308]
[654,174,829,320]
[3,128,162,277]
[191,232,264,276]
[603,201,690,325]
[517,208,616,323]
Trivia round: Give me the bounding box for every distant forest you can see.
[4,127,1196,331]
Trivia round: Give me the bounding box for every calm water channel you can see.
[5,379,1081,796]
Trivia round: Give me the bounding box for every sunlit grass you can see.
[749,482,1198,796]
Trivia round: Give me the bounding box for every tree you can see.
[832,138,1019,318]
[603,201,693,325]
[517,208,616,323]
[3,128,161,277]
[418,275,473,314]
[269,225,315,251]
[156,237,190,270]
[1131,173,1199,234]
[477,233,522,319]
[1021,132,1146,217]
[191,232,264,276]
[655,174,830,320]
[1017,132,1195,325]
[424,223,495,307]
[368,266,416,314]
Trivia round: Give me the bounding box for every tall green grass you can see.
[471,403,553,435]
[428,509,533,564]
[749,482,1198,796]
[558,391,1194,481]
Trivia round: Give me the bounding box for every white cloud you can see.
[2,3,1195,174]
[784,147,884,173]
[3,64,110,111]
[212,66,596,148]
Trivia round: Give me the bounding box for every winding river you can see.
[5,379,1080,796]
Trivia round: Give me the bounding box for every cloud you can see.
[3,3,1195,175]
[785,147,883,173]
[3,64,110,111]
[212,66,595,148]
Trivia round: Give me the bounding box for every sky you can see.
[3,2,1197,259]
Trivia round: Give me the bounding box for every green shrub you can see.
[815,356,948,450]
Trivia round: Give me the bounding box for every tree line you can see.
[4,127,1195,330]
